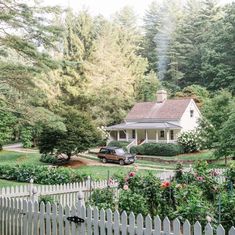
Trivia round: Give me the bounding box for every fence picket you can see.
[183,220,191,235]
[93,207,99,235]
[100,208,106,234]
[71,205,76,235]
[194,221,202,235]
[136,214,144,235]
[46,202,51,235]
[153,215,161,235]
[163,217,171,235]
[128,212,135,235]
[86,206,93,235]
[205,223,213,235]
[106,208,113,235]
[33,201,39,235]
[121,211,128,235]
[58,204,64,235]
[144,215,153,235]
[27,200,33,235]
[39,202,45,235]
[217,224,225,235]
[229,227,235,235]
[173,218,180,235]
[114,210,120,235]
[64,205,70,235]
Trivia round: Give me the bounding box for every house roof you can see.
[106,122,182,130]
[125,99,192,121]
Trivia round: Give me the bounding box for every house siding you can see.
[179,100,201,132]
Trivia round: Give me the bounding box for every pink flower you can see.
[123,185,129,190]
[129,172,136,177]
[196,176,204,181]
[124,176,129,182]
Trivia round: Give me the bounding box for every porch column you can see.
[166,130,170,143]
[117,130,120,141]
[126,130,129,141]
[135,130,138,144]
[145,130,148,143]
[156,130,158,143]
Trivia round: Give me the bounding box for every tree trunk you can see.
[67,153,72,161]
[0,145,2,151]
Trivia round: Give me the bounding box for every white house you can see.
[106,90,201,149]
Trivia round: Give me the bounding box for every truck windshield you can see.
[115,148,126,155]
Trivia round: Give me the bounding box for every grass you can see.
[0,150,43,166]
[74,165,157,180]
[0,179,28,188]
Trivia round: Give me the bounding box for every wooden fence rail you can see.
[0,197,234,235]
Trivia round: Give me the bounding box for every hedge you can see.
[0,164,87,185]
[107,141,129,149]
[130,143,184,156]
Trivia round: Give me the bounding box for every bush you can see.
[108,141,129,151]
[119,190,148,216]
[0,164,87,184]
[177,131,201,153]
[130,143,184,156]
[40,154,59,164]
[89,188,116,210]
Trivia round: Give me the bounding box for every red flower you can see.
[161,181,171,188]
[129,172,136,177]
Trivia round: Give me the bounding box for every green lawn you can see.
[0,150,43,166]
[75,165,157,180]
[0,179,28,188]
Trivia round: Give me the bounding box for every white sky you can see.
[45,0,235,19]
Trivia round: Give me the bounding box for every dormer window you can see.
[190,110,194,118]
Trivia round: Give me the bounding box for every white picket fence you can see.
[0,178,110,206]
[0,197,235,235]
[156,168,227,183]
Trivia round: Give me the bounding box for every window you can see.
[132,130,136,139]
[160,130,164,138]
[119,130,126,139]
[170,130,174,140]
[99,148,108,154]
[190,110,194,117]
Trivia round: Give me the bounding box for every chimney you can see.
[156,90,167,103]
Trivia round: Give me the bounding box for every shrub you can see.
[119,190,148,216]
[130,143,184,156]
[89,188,116,210]
[20,127,33,148]
[40,154,59,164]
[108,141,129,149]
[177,131,201,153]
[0,164,87,184]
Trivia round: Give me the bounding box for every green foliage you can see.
[119,190,148,216]
[40,154,59,164]
[197,118,216,149]
[226,163,235,183]
[137,71,160,101]
[89,188,116,210]
[0,103,17,150]
[130,143,184,156]
[39,110,101,160]
[107,141,129,149]
[215,110,235,159]
[202,90,234,130]
[175,85,209,108]
[88,162,235,228]
[20,127,33,148]
[177,131,201,153]
[0,164,87,185]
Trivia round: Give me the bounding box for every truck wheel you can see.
[102,158,107,163]
[119,159,124,165]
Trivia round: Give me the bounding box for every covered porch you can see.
[106,122,182,146]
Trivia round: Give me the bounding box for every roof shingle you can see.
[125,99,192,121]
